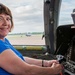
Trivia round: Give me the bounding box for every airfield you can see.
[6,34,45,45]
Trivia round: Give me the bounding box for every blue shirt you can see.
[0,38,25,75]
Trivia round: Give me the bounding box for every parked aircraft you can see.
[25,32,32,36]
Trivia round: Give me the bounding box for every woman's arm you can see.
[24,56,59,67]
[24,56,47,66]
[0,49,62,75]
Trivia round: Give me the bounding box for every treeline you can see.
[8,32,44,35]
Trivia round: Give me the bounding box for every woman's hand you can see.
[44,60,59,67]
[47,60,59,67]
[43,60,62,74]
[50,63,62,74]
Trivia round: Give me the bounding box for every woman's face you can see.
[0,14,11,39]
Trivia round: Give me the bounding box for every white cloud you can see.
[0,0,75,33]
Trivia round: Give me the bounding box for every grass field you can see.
[6,34,45,45]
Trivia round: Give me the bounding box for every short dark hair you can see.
[0,3,14,32]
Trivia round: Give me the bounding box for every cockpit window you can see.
[59,0,75,26]
[1,0,45,45]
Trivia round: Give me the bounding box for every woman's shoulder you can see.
[0,38,10,53]
[0,38,8,44]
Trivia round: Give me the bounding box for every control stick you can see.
[56,55,66,75]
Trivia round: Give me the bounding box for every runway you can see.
[7,35,45,45]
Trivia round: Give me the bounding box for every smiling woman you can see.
[0,0,75,75]
[0,2,63,75]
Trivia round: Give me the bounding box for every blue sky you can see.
[0,0,75,33]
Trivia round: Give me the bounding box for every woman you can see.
[0,3,62,75]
